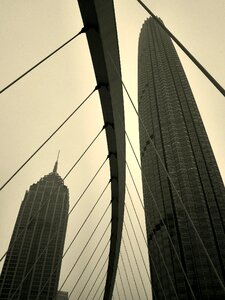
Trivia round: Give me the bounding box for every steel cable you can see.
[59,208,111,291]
[126,183,179,299]
[120,252,135,300]
[0,87,98,192]
[121,238,142,300]
[136,0,225,96]
[0,27,87,94]
[63,126,104,180]
[68,157,109,216]
[125,202,167,300]
[115,281,121,300]
[92,272,107,300]
[77,244,109,300]
[117,265,128,300]
[123,221,150,299]
[68,224,111,298]
[82,243,109,300]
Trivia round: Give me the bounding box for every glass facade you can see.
[138,17,225,300]
[0,164,69,299]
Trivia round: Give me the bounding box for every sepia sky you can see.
[0,0,224,299]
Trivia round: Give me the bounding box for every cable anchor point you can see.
[94,82,109,91]
[103,122,114,130]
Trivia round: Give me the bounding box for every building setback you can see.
[56,290,69,300]
[138,17,225,300]
[0,161,69,299]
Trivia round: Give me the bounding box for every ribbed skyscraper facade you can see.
[0,162,69,299]
[138,17,225,299]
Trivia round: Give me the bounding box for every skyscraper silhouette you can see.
[138,17,225,299]
[0,161,69,299]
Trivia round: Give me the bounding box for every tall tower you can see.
[0,161,69,299]
[138,17,225,299]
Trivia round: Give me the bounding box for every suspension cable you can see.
[85,254,109,300]
[0,130,105,262]
[68,225,111,298]
[115,281,121,300]
[126,185,179,300]
[97,286,106,300]
[125,133,141,168]
[60,180,110,259]
[125,183,146,241]
[136,0,225,96]
[109,45,225,293]
[77,243,109,300]
[125,202,167,300]
[121,238,142,300]
[63,126,104,180]
[123,221,149,299]
[59,208,111,291]
[0,87,98,192]
[0,27,87,94]
[68,156,109,216]
[125,163,143,208]
[92,272,107,300]
[126,160,197,299]
[120,252,135,300]
[117,265,128,300]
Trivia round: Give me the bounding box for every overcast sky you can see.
[0,1,224,299]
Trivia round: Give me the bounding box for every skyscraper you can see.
[138,17,225,299]
[0,161,69,299]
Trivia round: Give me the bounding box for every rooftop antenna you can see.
[53,150,60,173]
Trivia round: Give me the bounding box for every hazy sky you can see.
[0,1,224,299]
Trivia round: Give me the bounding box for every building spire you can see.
[53,150,60,173]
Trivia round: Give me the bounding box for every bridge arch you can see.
[77,1,125,299]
